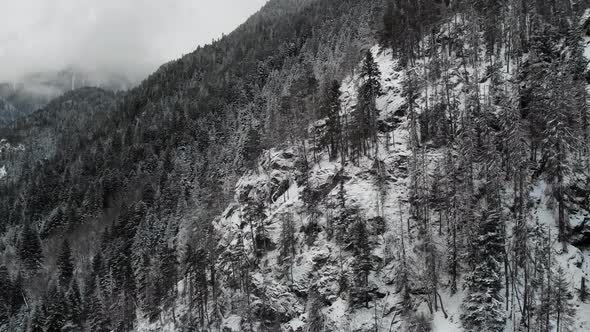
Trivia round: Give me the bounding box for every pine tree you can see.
[18,222,43,273]
[353,51,382,156]
[57,239,74,289]
[66,279,82,329]
[86,285,109,332]
[461,209,506,331]
[158,243,178,309]
[580,277,588,303]
[350,218,372,308]
[542,64,580,246]
[84,253,102,300]
[29,303,45,332]
[44,285,67,332]
[0,266,11,323]
[553,267,575,332]
[321,80,343,160]
[380,0,402,49]
[142,183,156,207]
[10,271,24,316]
[243,127,263,170]
[443,151,460,295]
[279,213,296,282]
[306,286,324,332]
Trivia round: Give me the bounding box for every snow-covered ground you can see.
[136,14,590,331]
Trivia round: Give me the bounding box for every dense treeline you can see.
[1,0,589,330]
[0,0,381,330]
[375,0,589,331]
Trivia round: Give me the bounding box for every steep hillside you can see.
[0,98,18,126]
[137,34,590,331]
[0,87,118,184]
[0,0,381,330]
[0,68,133,125]
[1,0,590,332]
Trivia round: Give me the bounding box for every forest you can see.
[1,0,590,331]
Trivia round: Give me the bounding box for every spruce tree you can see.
[158,244,178,309]
[44,285,67,332]
[242,127,263,170]
[86,286,109,332]
[322,80,343,160]
[553,267,575,332]
[57,240,74,289]
[350,218,372,307]
[580,277,588,303]
[461,209,505,331]
[306,286,324,332]
[353,51,382,156]
[29,303,45,332]
[66,279,82,329]
[18,222,43,273]
[0,266,10,323]
[10,271,24,316]
[279,213,296,282]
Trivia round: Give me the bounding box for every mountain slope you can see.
[136,6,590,332]
[0,87,118,185]
[2,0,590,332]
[0,0,381,330]
[138,38,590,331]
[0,68,132,125]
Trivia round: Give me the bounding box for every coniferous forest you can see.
[1,0,590,331]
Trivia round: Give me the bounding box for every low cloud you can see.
[0,0,267,83]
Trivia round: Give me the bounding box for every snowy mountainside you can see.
[135,45,418,332]
[3,1,588,331]
[0,139,25,181]
[137,15,590,331]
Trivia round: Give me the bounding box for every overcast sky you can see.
[0,0,267,82]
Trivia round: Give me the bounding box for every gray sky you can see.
[0,0,267,82]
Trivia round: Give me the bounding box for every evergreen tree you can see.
[84,253,103,301]
[29,303,45,332]
[18,222,43,273]
[242,127,263,170]
[461,209,505,331]
[44,285,67,332]
[306,286,324,332]
[10,271,25,315]
[542,64,580,245]
[158,243,178,309]
[580,277,588,303]
[553,267,575,332]
[353,51,382,156]
[86,286,109,332]
[279,213,296,282]
[66,280,82,329]
[57,239,74,289]
[0,266,11,323]
[321,80,343,159]
[350,218,372,307]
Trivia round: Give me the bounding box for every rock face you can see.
[206,47,418,331]
[572,217,590,247]
[5,1,590,331]
[132,27,590,329]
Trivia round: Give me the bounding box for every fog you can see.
[0,0,267,83]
